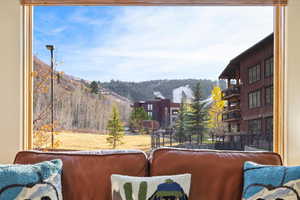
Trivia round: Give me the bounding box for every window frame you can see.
[248,63,261,84]
[265,116,273,134]
[249,89,262,109]
[22,4,286,157]
[248,118,262,134]
[147,104,153,111]
[21,0,288,6]
[265,85,274,105]
[265,56,274,78]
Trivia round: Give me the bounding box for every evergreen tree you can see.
[129,107,149,133]
[175,92,189,143]
[106,106,124,148]
[90,81,99,94]
[189,82,207,144]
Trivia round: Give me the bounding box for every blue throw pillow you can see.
[0,159,63,200]
[242,161,300,200]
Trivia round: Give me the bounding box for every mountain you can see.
[100,79,226,102]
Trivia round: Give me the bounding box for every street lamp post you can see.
[46,45,55,149]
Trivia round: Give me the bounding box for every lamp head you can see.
[46,45,55,51]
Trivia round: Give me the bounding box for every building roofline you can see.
[219,33,274,79]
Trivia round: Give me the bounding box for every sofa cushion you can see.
[149,148,282,200]
[14,150,148,200]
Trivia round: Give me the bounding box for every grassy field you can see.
[53,132,151,151]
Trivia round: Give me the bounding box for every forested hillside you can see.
[33,57,132,134]
[100,79,225,102]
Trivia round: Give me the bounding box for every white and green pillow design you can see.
[111,174,191,200]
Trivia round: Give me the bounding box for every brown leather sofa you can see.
[14,148,282,200]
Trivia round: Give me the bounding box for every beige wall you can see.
[0,0,23,163]
[285,0,300,166]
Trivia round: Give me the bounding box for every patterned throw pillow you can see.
[242,161,300,200]
[111,174,191,200]
[0,159,63,200]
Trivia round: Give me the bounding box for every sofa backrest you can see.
[14,148,282,200]
[14,150,148,200]
[149,148,282,200]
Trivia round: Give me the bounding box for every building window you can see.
[147,104,153,111]
[265,57,274,78]
[248,64,261,84]
[265,85,273,105]
[148,111,152,118]
[248,119,262,134]
[265,117,273,134]
[249,90,261,108]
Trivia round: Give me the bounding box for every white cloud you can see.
[68,8,109,26]
[51,26,68,34]
[56,6,273,82]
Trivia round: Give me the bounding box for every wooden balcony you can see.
[222,110,241,122]
[222,85,240,100]
[223,105,240,113]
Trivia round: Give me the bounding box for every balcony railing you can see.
[222,111,241,121]
[150,129,273,151]
[214,132,273,151]
[223,105,240,113]
[222,85,240,100]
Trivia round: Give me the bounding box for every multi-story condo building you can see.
[219,34,273,136]
[133,98,180,129]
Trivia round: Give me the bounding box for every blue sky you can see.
[34,6,273,82]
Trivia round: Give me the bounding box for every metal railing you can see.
[150,129,273,151]
[223,105,240,112]
[222,111,241,121]
[214,132,273,151]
